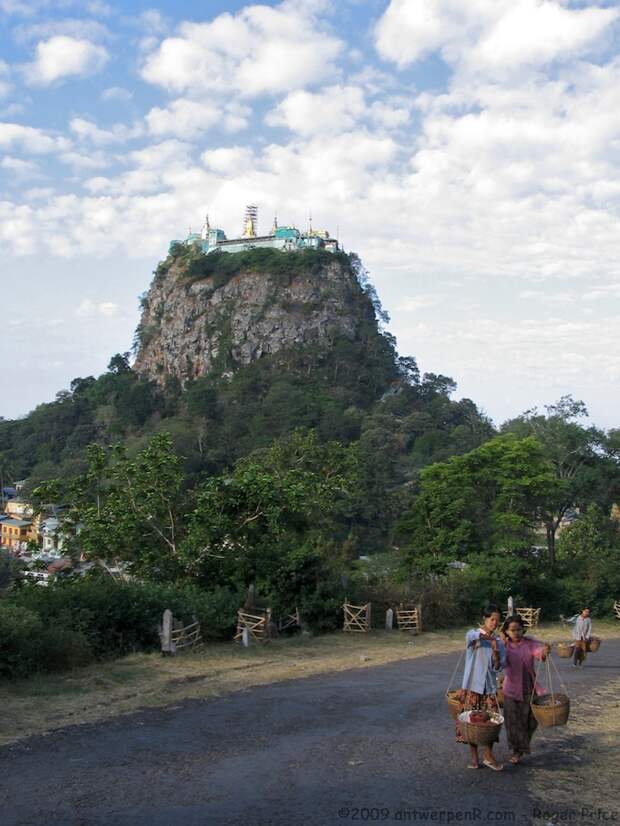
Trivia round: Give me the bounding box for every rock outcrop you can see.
[133,250,376,386]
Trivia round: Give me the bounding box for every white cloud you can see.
[59,149,109,170]
[69,117,143,145]
[146,99,221,139]
[201,146,254,174]
[0,155,39,176]
[25,35,109,85]
[76,298,119,318]
[100,86,132,102]
[471,2,619,73]
[369,99,410,129]
[141,2,343,98]
[0,121,70,153]
[375,0,618,74]
[266,85,366,135]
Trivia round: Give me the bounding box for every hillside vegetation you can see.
[2,248,620,680]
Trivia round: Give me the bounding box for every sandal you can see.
[509,755,521,764]
[467,764,481,770]
[482,760,504,772]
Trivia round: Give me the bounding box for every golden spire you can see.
[242,204,258,237]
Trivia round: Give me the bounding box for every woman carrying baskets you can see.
[500,614,550,764]
[455,604,506,771]
[572,607,592,667]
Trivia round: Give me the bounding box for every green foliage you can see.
[0,355,163,482]
[398,434,561,574]
[0,600,92,679]
[502,395,612,563]
[0,579,243,678]
[34,433,186,579]
[183,430,359,594]
[556,504,620,613]
[179,246,351,290]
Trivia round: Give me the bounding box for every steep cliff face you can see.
[133,249,377,386]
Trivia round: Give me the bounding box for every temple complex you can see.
[169,205,340,256]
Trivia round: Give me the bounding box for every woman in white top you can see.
[572,607,592,667]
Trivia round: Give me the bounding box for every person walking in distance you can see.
[572,607,592,667]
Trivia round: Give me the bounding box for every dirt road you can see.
[2,641,618,826]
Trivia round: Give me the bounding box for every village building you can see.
[4,499,33,520]
[0,517,35,551]
[169,205,340,257]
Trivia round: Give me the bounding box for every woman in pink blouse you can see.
[500,614,551,764]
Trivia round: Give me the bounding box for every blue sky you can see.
[2,0,620,428]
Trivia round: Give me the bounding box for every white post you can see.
[242,627,251,648]
[161,609,176,656]
[507,595,514,615]
[385,608,394,630]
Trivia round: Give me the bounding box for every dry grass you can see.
[1,619,618,748]
[526,676,620,814]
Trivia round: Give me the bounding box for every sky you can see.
[1,0,620,428]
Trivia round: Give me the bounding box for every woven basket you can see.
[458,711,503,746]
[531,693,570,727]
[556,642,573,658]
[446,690,461,721]
[587,637,601,653]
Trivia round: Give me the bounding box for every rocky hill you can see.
[134,247,376,387]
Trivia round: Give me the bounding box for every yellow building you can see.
[0,518,35,550]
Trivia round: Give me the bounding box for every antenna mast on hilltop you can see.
[242,204,258,237]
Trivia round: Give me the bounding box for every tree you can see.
[502,395,611,565]
[34,433,185,579]
[182,430,359,596]
[556,504,620,612]
[398,434,560,575]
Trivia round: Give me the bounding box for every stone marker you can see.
[242,627,251,648]
[385,608,394,630]
[161,608,176,656]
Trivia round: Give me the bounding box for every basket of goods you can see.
[587,637,601,653]
[556,642,573,658]
[531,693,570,727]
[458,709,504,746]
[446,690,461,721]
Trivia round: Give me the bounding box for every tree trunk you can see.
[546,523,556,566]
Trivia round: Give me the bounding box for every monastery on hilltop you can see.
[170,205,341,256]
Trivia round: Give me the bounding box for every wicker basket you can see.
[446,690,461,721]
[458,711,503,746]
[557,642,573,658]
[587,637,601,653]
[531,693,570,727]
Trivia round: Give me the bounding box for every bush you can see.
[3,579,245,679]
[0,601,92,679]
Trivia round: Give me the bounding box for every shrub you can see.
[0,602,92,679]
[5,579,244,677]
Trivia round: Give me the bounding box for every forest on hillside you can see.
[2,248,620,677]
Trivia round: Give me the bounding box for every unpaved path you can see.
[1,641,618,826]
